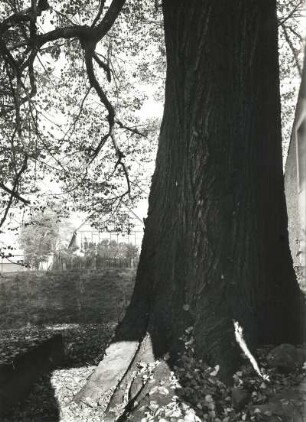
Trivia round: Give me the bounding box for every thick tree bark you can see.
[75,0,305,415]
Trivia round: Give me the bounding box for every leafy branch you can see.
[0,182,30,205]
[278,0,305,26]
[0,154,28,228]
[0,0,130,218]
[280,22,302,76]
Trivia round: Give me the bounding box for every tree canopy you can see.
[0,0,165,237]
[0,0,304,241]
[19,209,60,268]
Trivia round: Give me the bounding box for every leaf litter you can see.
[1,324,306,421]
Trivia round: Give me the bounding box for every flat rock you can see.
[250,383,306,422]
[266,344,305,373]
[232,387,250,410]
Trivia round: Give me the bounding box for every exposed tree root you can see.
[103,332,155,420]
[115,360,175,422]
[73,329,177,421]
[74,340,141,407]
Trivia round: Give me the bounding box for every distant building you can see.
[0,205,146,272]
[0,255,27,273]
[67,211,145,253]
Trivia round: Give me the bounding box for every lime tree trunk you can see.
[75,0,305,413]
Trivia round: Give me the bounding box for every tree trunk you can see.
[75,0,305,416]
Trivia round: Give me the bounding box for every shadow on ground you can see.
[2,373,60,422]
[0,323,115,422]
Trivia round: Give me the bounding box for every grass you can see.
[1,270,306,421]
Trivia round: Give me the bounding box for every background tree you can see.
[19,210,60,269]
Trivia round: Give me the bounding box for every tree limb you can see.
[63,87,92,141]
[0,154,28,228]
[84,46,115,159]
[112,136,131,196]
[287,24,304,44]
[91,0,106,27]
[93,52,111,81]
[0,183,30,205]
[116,119,146,137]
[278,0,304,27]
[95,0,126,40]
[37,26,89,47]
[280,22,302,76]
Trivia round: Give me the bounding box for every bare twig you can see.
[62,87,92,141]
[287,24,304,43]
[51,7,79,27]
[116,120,146,137]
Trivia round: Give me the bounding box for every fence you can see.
[55,231,141,271]
[0,229,143,272]
[76,229,144,249]
[52,254,139,271]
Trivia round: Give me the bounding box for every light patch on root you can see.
[233,320,269,381]
[125,361,202,422]
[74,340,140,406]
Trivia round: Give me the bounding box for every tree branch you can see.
[51,6,79,27]
[62,87,91,141]
[281,22,302,76]
[112,136,131,196]
[37,26,89,46]
[0,0,49,31]
[91,0,106,27]
[278,0,304,27]
[0,183,30,205]
[0,0,129,208]
[116,119,146,137]
[84,49,114,125]
[287,24,304,43]
[93,52,111,81]
[95,0,126,39]
[0,154,28,228]
[84,46,115,159]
